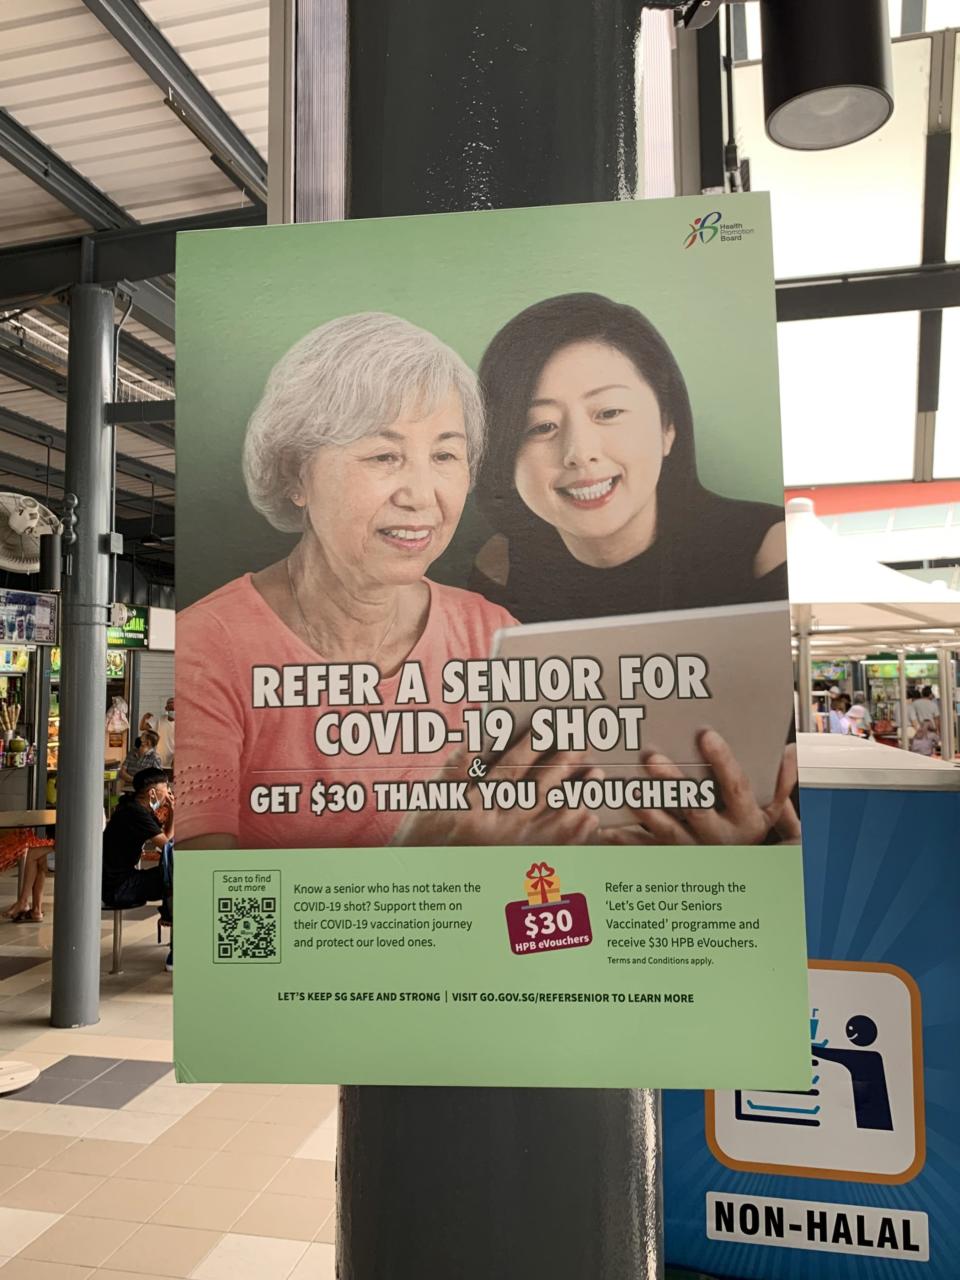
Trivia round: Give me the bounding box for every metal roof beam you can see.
[0,339,175,454]
[0,108,131,230]
[40,304,175,382]
[0,404,175,492]
[0,447,171,516]
[105,400,175,425]
[0,206,266,304]
[81,0,268,205]
[776,262,960,321]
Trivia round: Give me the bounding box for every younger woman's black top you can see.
[470,490,787,624]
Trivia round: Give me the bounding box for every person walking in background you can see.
[156,697,175,771]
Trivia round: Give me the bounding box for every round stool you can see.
[0,1060,40,1095]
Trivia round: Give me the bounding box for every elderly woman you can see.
[177,313,598,850]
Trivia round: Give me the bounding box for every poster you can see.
[664,787,960,1277]
[174,195,809,1088]
[0,587,57,644]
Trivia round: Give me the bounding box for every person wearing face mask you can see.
[102,767,174,960]
[156,697,175,771]
[470,293,797,846]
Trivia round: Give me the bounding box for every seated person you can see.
[102,768,174,965]
[119,729,163,792]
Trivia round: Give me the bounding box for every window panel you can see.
[778,313,920,485]
[735,39,931,275]
[933,309,960,478]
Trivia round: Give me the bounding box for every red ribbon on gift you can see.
[525,860,557,904]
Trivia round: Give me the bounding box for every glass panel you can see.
[946,41,960,262]
[778,313,920,485]
[933,309,960,478]
[735,39,931,275]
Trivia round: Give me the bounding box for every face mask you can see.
[149,793,161,812]
[166,711,175,721]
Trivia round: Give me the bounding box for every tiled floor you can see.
[0,869,337,1279]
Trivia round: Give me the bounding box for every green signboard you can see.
[107,606,148,649]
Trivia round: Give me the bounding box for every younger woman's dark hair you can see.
[475,293,704,538]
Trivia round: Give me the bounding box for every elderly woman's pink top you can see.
[176,573,516,848]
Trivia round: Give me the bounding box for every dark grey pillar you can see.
[51,284,114,1028]
[337,4,663,1277]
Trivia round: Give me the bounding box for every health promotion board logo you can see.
[684,210,722,248]
[504,861,593,956]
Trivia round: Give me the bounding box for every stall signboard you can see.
[0,649,30,676]
[664,786,960,1278]
[174,195,810,1089]
[0,589,57,645]
[50,648,126,680]
[107,606,148,648]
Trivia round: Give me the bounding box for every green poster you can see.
[174,195,808,1088]
[175,846,809,1089]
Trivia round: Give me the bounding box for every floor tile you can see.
[0,1101,51,1131]
[189,1232,308,1280]
[0,1258,95,1279]
[230,1194,332,1242]
[0,958,44,980]
[314,1211,334,1246]
[72,1176,178,1223]
[224,1123,304,1158]
[57,1082,145,1112]
[0,1163,29,1194]
[89,1272,180,1280]
[249,1099,332,1128]
[22,1214,137,1266]
[0,1132,76,1168]
[265,1160,335,1200]
[183,1093,268,1123]
[84,1112,178,1145]
[119,1087,206,1118]
[96,1061,170,1088]
[292,1125,336,1163]
[102,1223,223,1277]
[149,1184,255,1232]
[119,1146,213,1186]
[44,1140,142,1177]
[288,1242,336,1280]
[0,1205,63,1256]
[214,1083,285,1098]
[187,1152,286,1192]
[17,1107,115,1139]
[0,1169,104,1212]
[41,1058,116,1082]
[6,1078,93,1106]
[153,1117,243,1151]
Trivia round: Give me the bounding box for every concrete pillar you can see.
[50,284,114,1028]
[325,3,662,1277]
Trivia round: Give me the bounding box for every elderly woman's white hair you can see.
[243,312,484,532]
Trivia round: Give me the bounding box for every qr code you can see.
[215,895,278,962]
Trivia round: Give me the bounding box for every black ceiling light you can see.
[760,0,894,150]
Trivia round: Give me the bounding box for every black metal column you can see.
[338,4,661,1277]
[50,284,114,1028]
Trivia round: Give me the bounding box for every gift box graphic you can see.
[506,863,593,956]
[525,861,562,905]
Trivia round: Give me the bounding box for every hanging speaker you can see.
[760,0,894,150]
[38,532,62,593]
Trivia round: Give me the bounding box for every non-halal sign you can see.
[108,606,149,649]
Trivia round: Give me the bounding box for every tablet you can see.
[489,600,794,827]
